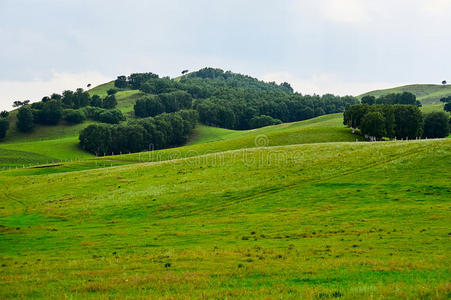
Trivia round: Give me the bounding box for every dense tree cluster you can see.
[131,68,357,129]
[13,88,120,132]
[79,110,198,155]
[134,91,192,117]
[344,103,449,139]
[361,92,421,106]
[114,73,159,90]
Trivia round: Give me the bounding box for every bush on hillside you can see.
[102,95,117,109]
[97,109,125,124]
[90,95,102,107]
[64,109,86,124]
[248,115,282,129]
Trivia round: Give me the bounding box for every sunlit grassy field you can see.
[0,139,450,298]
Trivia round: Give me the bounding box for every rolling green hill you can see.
[0,113,360,169]
[1,139,449,298]
[359,84,451,105]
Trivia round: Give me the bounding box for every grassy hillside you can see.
[102,113,362,165]
[0,113,360,169]
[1,139,449,298]
[1,81,141,143]
[359,84,451,105]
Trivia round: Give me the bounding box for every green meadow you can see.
[0,139,450,299]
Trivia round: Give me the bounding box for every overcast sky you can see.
[1,0,450,110]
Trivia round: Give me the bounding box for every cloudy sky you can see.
[1,0,450,110]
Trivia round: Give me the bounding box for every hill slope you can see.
[359,84,451,104]
[0,113,360,169]
[1,139,449,298]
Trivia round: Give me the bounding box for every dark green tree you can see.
[114,76,128,89]
[36,100,63,125]
[249,115,282,129]
[90,95,103,107]
[444,102,451,112]
[393,105,423,139]
[64,109,86,124]
[98,109,125,124]
[16,106,34,132]
[0,118,9,139]
[62,90,75,107]
[360,111,386,139]
[423,112,450,138]
[107,89,118,95]
[102,95,117,109]
[361,95,376,105]
[0,110,10,118]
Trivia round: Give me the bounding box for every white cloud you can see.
[291,0,449,25]
[321,0,372,24]
[0,71,112,111]
[291,0,377,24]
[422,0,451,13]
[261,71,406,96]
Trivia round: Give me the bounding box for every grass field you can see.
[0,139,450,298]
[359,84,451,105]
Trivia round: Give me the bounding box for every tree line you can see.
[14,88,122,132]
[79,110,198,155]
[129,67,359,130]
[134,91,193,117]
[361,92,421,106]
[344,104,450,139]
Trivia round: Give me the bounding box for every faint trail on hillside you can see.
[160,142,439,220]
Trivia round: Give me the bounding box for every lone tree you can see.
[87,83,92,88]
[12,100,30,108]
[442,80,447,85]
[0,110,9,118]
[182,70,189,75]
